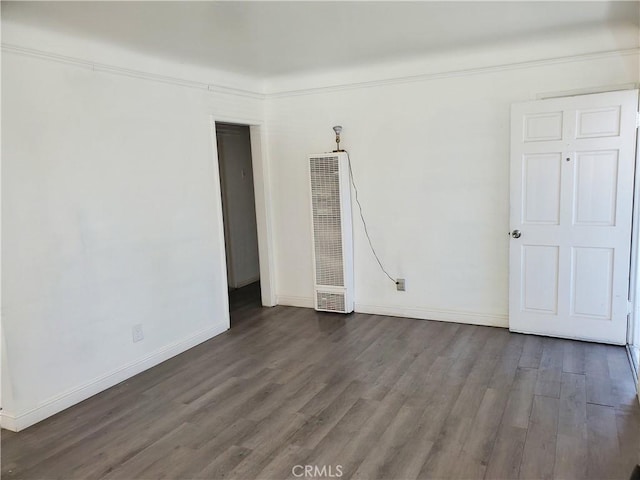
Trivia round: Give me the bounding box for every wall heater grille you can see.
[316,291,346,313]
[310,157,344,287]
[309,153,354,313]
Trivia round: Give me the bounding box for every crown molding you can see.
[265,48,640,99]
[1,43,266,100]
[3,42,638,101]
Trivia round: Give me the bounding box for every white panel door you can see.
[510,90,638,345]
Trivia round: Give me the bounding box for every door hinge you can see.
[636,112,640,128]
[628,300,633,315]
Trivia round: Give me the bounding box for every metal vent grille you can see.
[316,291,346,313]
[310,156,344,287]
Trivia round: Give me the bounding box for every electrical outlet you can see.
[396,278,406,291]
[132,324,144,343]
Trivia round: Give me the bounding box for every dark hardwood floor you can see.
[2,304,639,479]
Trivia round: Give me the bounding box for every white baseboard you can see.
[276,295,315,309]
[354,303,509,328]
[0,413,18,432]
[0,323,228,432]
[274,294,508,328]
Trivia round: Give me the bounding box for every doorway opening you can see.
[630,121,640,385]
[629,314,639,380]
[215,122,262,318]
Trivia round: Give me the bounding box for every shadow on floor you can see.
[228,281,261,320]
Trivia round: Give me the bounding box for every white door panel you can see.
[522,153,562,225]
[509,89,638,345]
[521,245,559,313]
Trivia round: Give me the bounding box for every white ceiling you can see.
[2,1,638,78]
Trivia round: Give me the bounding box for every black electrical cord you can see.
[345,150,398,285]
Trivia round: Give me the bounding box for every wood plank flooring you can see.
[2,305,639,480]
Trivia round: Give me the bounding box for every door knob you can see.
[511,229,522,239]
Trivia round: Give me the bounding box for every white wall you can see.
[267,38,639,326]
[1,24,264,430]
[216,124,260,288]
